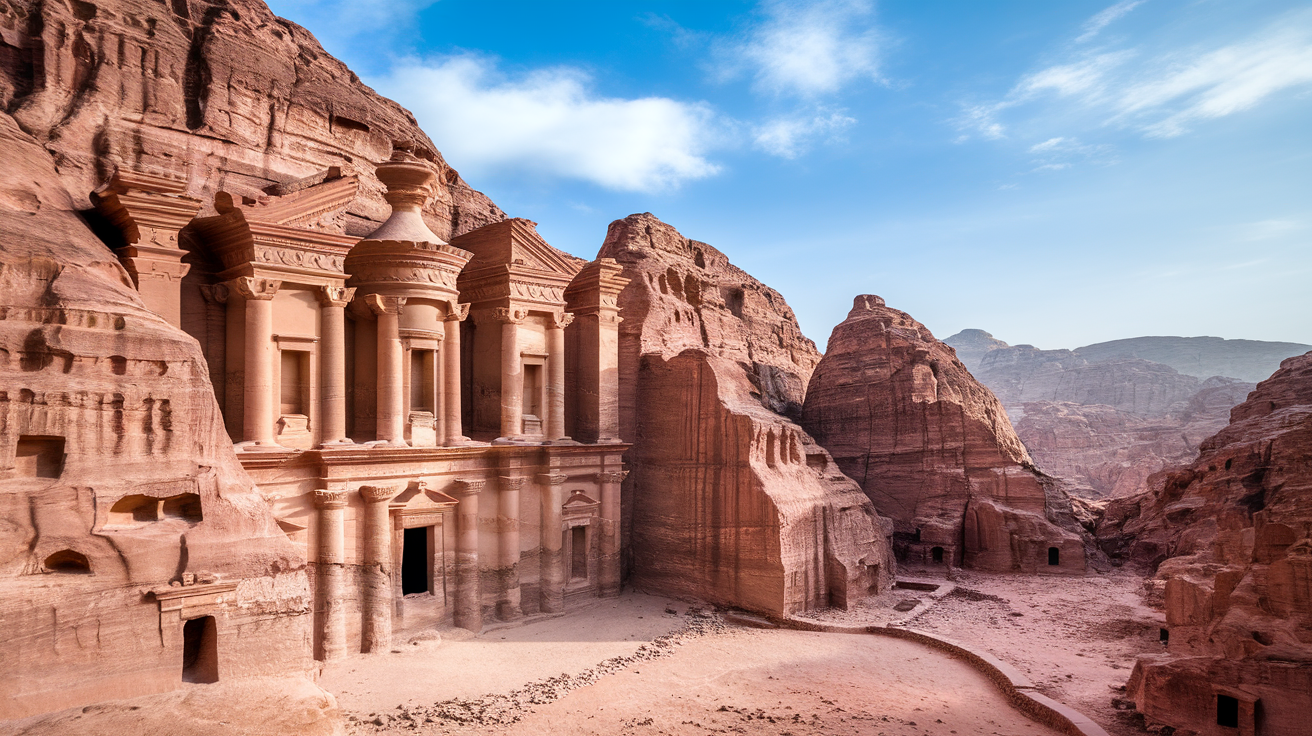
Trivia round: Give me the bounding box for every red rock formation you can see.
[0,0,503,240]
[1098,353,1312,735]
[0,111,314,719]
[801,295,1085,573]
[599,214,894,615]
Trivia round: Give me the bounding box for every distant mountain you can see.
[1073,336,1312,383]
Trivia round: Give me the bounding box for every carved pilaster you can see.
[319,285,356,309]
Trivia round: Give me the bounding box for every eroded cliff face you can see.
[802,296,1085,573]
[0,111,313,719]
[0,0,504,238]
[599,214,893,615]
[1097,352,1312,736]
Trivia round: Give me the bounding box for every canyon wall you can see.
[599,214,894,615]
[1098,352,1312,736]
[802,296,1085,573]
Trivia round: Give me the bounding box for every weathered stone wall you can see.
[0,111,311,719]
[599,214,893,615]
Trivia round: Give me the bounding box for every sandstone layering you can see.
[599,214,895,615]
[1097,352,1312,735]
[801,296,1084,573]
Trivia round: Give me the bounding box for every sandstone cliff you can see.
[0,0,504,239]
[1097,352,1312,735]
[599,214,894,615]
[0,110,314,719]
[801,296,1085,573]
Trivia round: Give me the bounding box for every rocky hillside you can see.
[802,296,1086,573]
[600,214,894,615]
[1097,352,1312,735]
[1076,335,1312,383]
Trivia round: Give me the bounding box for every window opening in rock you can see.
[162,493,203,522]
[15,436,65,478]
[110,494,160,525]
[1160,628,1169,644]
[279,350,308,415]
[182,616,219,683]
[410,350,436,412]
[44,549,91,574]
[931,546,944,564]
[523,363,543,419]
[1216,695,1239,728]
[1048,547,1060,566]
[402,526,430,595]
[570,526,587,581]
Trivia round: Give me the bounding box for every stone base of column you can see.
[233,439,287,452]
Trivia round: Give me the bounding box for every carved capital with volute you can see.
[228,276,281,301]
[451,479,485,497]
[319,285,356,309]
[364,293,406,316]
[313,490,349,509]
[537,473,568,486]
[550,312,575,330]
[499,476,527,491]
[597,471,629,484]
[444,301,471,322]
[491,307,528,325]
[358,484,400,504]
[199,283,230,305]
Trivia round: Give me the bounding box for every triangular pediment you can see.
[451,218,585,279]
[242,175,360,228]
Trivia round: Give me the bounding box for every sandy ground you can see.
[801,567,1163,736]
[331,593,1068,736]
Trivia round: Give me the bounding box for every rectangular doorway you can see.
[569,526,587,581]
[182,615,218,683]
[403,526,431,595]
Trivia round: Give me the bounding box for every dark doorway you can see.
[182,616,218,683]
[931,546,944,564]
[1048,547,1060,566]
[402,526,430,595]
[1217,695,1239,728]
[570,526,587,581]
[1160,628,1169,644]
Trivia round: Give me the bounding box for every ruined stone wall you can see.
[599,214,893,615]
[0,111,311,719]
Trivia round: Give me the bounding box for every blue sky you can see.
[266,0,1312,351]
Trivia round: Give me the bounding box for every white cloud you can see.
[1076,1,1146,44]
[368,55,723,192]
[717,0,883,97]
[752,111,856,157]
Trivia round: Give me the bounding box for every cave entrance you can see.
[402,526,431,595]
[931,546,944,564]
[1216,694,1239,728]
[182,616,218,683]
[1160,628,1169,644]
[1048,547,1060,566]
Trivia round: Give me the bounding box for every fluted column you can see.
[366,294,407,446]
[598,470,627,597]
[495,307,526,440]
[452,479,484,632]
[230,277,281,449]
[443,303,470,445]
[547,312,573,442]
[538,472,567,613]
[318,286,356,446]
[313,490,348,661]
[496,475,525,620]
[360,484,399,652]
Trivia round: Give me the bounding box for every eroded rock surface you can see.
[0,110,311,719]
[1097,352,1312,735]
[801,296,1085,573]
[600,214,894,615]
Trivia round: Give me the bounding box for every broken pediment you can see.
[452,219,586,309]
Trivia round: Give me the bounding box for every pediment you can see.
[451,218,585,280]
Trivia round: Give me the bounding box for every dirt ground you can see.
[332,593,1070,736]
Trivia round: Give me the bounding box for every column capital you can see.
[549,312,575,330]
[313,490,350,509]
[597,470,629,484]
[358,484,400,504]
[444,302,471,322]
[537,472,568,486]
[228,276,281,301]
[499,476,527,491]
[451,479,486,497]
[199,283,230,305]
[319,285,357,309]
[492,306,528,325]
[364,293,406,316]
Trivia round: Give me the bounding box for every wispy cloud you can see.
[752,110,856,157]
[714,0,883,98]
[959,10,1312,141]
[369,55,722,192]
[1076,0,1146,44]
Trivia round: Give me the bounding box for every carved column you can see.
[198,283,229,417]
[318,286,355,446]
[366,294,407,446]
[597,470,627,597]
[537,472,567,613]
[229,277,281,449]
[360,484,398,652]
[546,312,573,442]
[313,490,348,661]
[443,303,470,445]
[452,479,484,632]
[496,475,525,621]
[563,258,629,443]
[494,307,526,440]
